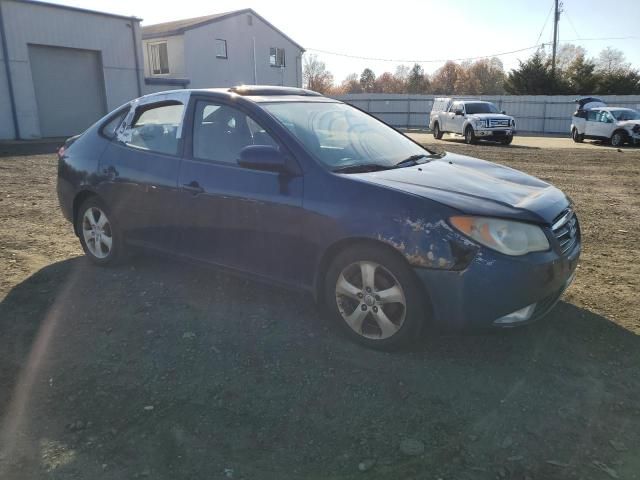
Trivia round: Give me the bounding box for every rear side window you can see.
[101,109,128,139]
[126,102,184,155]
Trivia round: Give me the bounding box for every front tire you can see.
[501,135,513,145]
[610,130,627,147]
[464,126,476,144]
[433,123,443,139]
[323,245,426,350]
[572,128,584,143]
[76,197,124,266]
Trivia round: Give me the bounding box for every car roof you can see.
[136,86,339,105]
[591,107,634,112]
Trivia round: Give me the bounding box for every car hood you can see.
[468,113,513,120]
[353,152,568,223]
[619,119,640,128]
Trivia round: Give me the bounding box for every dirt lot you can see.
[0,140,639,480]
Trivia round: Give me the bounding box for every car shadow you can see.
[436,137,541,150]
[1,256,638,480]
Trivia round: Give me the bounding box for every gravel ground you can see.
[0,142,639,480]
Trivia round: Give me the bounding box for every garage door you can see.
[28,45,106,138]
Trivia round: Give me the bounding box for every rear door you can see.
[450,102,466,133]
[585,110,603,137]
[444,102,457,131]
[98,100,186,251]
[176,97,305,284]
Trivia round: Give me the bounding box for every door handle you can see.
[182,181,204,195]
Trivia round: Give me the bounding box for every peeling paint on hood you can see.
[351,153,569,223]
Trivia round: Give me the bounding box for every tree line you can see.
[303,45,640,96]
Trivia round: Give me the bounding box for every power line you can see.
[535,3,555,47]
[305,36,640,65]
[305,44,548,64]
[564,9,581,40]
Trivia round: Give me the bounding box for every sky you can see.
[47,0,640,82]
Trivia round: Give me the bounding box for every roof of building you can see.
[141,8,304,51]
[7,0,141,22]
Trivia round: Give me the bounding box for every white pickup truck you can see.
[429,98,516,145]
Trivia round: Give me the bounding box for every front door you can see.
[98,100,186,251]
[176,98,305,284]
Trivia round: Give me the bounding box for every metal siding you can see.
[29,45,106,137]
[2,0,141,138]
[0,18,16,140]
[336,94,640,134]
[181,13,303,90]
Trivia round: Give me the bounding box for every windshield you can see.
[465,102,500,114]
[610,109,640,121]
[263,102,431,171]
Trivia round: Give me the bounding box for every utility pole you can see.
[551,0,563,78]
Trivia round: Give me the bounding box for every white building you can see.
[0,0,144,139]
[141,8,304,93]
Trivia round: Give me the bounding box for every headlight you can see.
[474,119,486,128]
[450,216,549,256]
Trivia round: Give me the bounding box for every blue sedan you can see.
[57,86,580,349]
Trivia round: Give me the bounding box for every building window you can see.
[148,42,169,75]
[215,39,227,59]
[269,47,285,67]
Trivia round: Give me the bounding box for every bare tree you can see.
[596,47,630,74]
[341,73,363,94]
[303,54,334,94]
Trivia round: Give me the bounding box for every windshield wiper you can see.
[393,154,437,168]
[332,163,392,174]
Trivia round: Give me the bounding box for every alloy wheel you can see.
[81,207,113,259]
[335,261,406,339]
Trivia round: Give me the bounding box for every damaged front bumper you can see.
[413,240,580,331]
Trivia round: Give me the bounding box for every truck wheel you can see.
[433,123,443,139]
[572,128,584,143]
[464,126,476,144]
[501,135,513,145]
[610,130,627,147]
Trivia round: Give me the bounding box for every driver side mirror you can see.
[454,109,464,116]
[238,145,289,173]
[501,110,506,115]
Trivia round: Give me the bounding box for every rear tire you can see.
[610,130,627,147]
[464,126,476,144]
[572,128,584,143]
[76,196,125,266]
[433,123,443,139]
[323,245,426,351]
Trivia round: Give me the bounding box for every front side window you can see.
[125,102,184,155]
[215,39,227,59]
[264,102,432,171]
[192,101,278,164]
[148,42,169,75]
[611,109,640,121]
[269,47,285,67]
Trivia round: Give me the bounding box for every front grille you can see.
[551,208,580,255]
[489,118,510,128]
